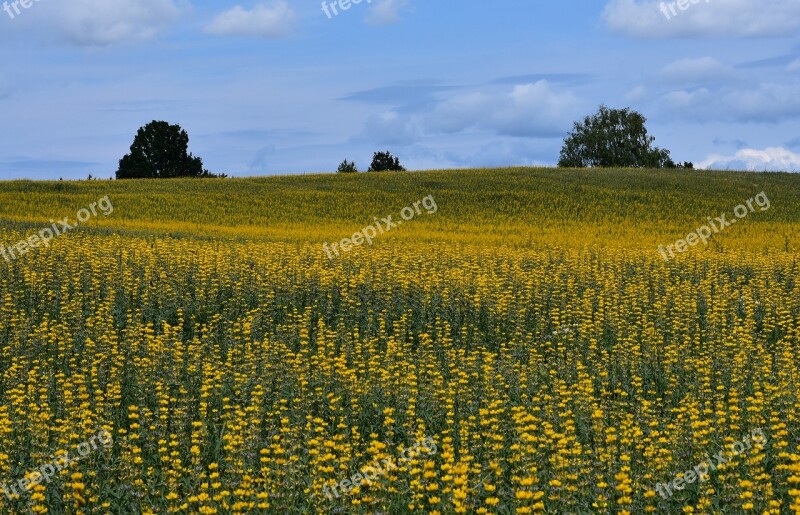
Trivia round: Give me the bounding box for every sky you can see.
[0,0,799,180]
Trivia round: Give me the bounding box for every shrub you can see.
[337,160,358,173]
[368,151,405,172]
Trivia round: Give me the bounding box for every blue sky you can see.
[0,0,799,179]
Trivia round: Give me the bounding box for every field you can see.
[1,167,800,514]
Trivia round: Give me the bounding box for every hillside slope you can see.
[1,167,798,250]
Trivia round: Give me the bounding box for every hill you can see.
[1,167,798,251]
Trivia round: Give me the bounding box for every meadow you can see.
[0,167,799,514]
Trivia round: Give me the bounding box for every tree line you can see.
[115,106,692,179]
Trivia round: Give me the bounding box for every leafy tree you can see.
[117,121,207,179]
[337,160,358,173]
[558,106,689,169]
[368,151,405,172]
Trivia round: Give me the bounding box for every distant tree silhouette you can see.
[368,151,405,172]
[117,121,207,179]
[558,105,691,169]
[337,160,358,173]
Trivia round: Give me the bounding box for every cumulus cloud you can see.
[603,0,800,38]
[206,2,296,38]
[699,147,800,171]
[47,0,180,46]
[662,82,800,122]
[361,111,422,146]
[427,81,580,138]
[365,0,410,25]
[356,81,580,145]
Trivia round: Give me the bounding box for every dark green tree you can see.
[337,160,358,173]
[116,121,206,179]
[368,151,405,172]
[558,106,689,169]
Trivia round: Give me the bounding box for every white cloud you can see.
[361,111,422,145]
[603,0,800,38]
[365,0,410,25]
[48,0,180,46]
[356,81,580,145]
[699,146,800,171]
[206,2,296,38]
[427,81,581,138]
[662,82,800,122]
[664,88,711,109]
[427,92,493,133]
[660,57,732,82]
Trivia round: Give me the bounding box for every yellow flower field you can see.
[0,167,799,514]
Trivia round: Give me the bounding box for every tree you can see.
[116,121,207,179]
[337,160,358,173]
[368,151,405,172]
[558,105,690,169]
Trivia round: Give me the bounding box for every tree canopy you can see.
[558,106,691,169]
[337,160,358,173]
[368,151,405,172]
[117,121,211,179]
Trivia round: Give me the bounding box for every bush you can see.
[368,151,405,172]
[337,160,358,173]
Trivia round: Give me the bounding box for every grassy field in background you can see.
[1,167,798,249]
[0,168,799,514]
